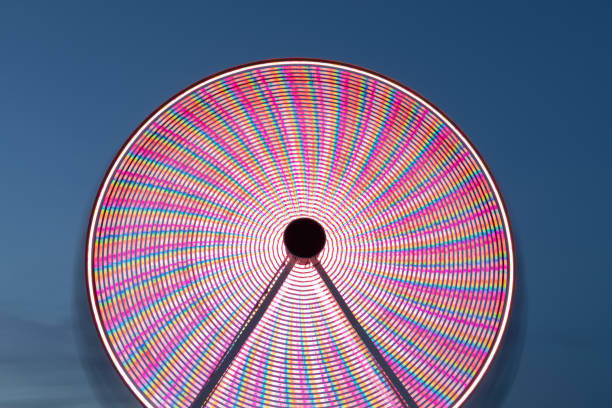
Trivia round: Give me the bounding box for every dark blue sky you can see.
[1,1,610,406]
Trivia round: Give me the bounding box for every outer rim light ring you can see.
[86,59,515,408]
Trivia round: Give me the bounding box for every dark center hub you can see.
[283,218,326,259]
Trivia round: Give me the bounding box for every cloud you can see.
[0,311,135,407]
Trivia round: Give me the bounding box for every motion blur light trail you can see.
[88,60,513,408]
[206,266,405,407]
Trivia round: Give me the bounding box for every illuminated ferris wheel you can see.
[87,59,514,408]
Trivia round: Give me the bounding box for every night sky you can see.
[1,1,610,406]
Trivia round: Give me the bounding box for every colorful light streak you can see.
[88,60,513,408]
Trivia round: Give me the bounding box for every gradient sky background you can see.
[1,1,610,406]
